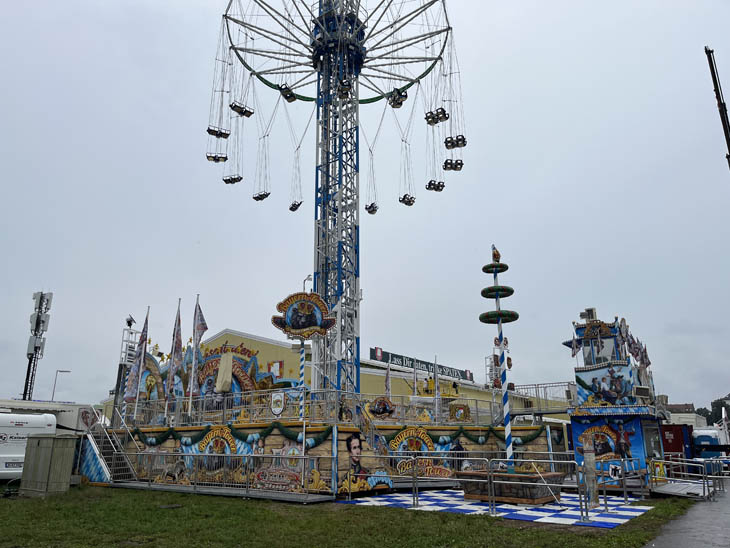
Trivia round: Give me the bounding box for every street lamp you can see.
[302,274,312,293]
[51,369,70,401]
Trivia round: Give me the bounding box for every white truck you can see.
[0,413,56,479]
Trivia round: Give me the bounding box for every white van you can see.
[0,413,57,479]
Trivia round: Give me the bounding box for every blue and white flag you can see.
[168,300,183,398]
[189,296,208,396]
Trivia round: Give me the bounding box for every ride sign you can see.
[271,292,335,340]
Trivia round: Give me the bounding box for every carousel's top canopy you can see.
[222,0,452,103]
[563,308,656,410]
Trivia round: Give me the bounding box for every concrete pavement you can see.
[643,491,729,547]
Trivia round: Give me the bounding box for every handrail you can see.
[114,407,143,452]
[89,406,118,451]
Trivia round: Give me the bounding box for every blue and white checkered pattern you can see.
[339,489,653,528]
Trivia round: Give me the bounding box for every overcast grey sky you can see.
[1,1,729,408]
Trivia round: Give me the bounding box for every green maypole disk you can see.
[481,286,514,299]
[479,310,519,324]
[482,262,508,274]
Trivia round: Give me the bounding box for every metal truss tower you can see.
[312,2,364,394]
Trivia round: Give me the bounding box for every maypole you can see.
[480,246,519,472]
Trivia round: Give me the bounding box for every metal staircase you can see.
[88,408,139,483]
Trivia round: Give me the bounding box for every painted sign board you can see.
[574,362,636,406]
[271,392,285,416]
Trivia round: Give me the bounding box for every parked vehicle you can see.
[0,413,56,479]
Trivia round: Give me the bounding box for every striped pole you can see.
[479,245,518,474]
[299,339,305,421]
[493,266,513,472]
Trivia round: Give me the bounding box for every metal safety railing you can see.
[102,447,644,520]
[118,450,336,502]
[646,456,725,500]
[115,387,566,429]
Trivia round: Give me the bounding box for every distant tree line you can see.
[696,397,730,426]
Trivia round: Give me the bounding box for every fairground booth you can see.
[565,308,668,488]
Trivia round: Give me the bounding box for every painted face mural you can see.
[575,364,636,406]
[346,432,368,479]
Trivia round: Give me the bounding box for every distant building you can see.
[665,403,707,428]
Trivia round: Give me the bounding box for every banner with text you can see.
[369,348,473,382]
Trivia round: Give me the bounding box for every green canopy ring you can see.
[481,286,514,299]
[479,310,519,324]
[482,262,508,274]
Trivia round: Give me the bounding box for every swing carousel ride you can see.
[206,0,467,396]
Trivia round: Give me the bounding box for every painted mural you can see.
[571,416,647,484]
[130,422,334,494]
[574,362,635,406]
[133,340,301,426]
[125,422,550,496]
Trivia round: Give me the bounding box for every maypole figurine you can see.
[480,245,519,472]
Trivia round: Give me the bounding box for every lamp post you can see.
[51,369,70,401]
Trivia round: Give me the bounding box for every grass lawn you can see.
[0,486,693,548]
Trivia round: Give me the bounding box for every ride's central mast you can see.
[312,1,365,394]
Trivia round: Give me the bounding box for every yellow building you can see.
[196,329,570,424]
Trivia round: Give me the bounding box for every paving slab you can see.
[643,491,729,548]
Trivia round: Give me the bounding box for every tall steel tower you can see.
[208,1,462,395]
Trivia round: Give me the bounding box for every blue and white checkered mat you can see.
[339,489,653,528]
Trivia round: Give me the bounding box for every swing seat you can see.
[425,111,438,125]
[223,175,242,185]
[388,88,407,108]
[455,135,467,148]
[435,107,449,122]
[398,194,415,206]
[444,137,456,149]
[206,126,231,139]
[279,84,296,103]
[443,159,454,171]
[289,201,302,212]
[253,191,271,201]
[338,80,352,99]
[453,159,464,171]
[230,101,254,117]
[206,153,228,163]
[365,202,378,214]
[426,180,445,192]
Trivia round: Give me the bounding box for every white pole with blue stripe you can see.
[299,339,305,421]
[480,245,519,474]
[493,266,513,472]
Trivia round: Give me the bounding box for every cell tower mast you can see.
[24,291,53,400]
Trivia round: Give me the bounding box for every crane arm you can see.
[705,46,730,171]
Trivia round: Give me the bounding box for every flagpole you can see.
[412,356,417,397]
[385,361,391,400]
[133,306,150,422]
[433,355,440,421]
[165,298,181,423]
[188,294,199,418]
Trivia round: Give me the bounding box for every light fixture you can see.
[51,369,71,401]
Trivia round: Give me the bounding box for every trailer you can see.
[0,413,56,479]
